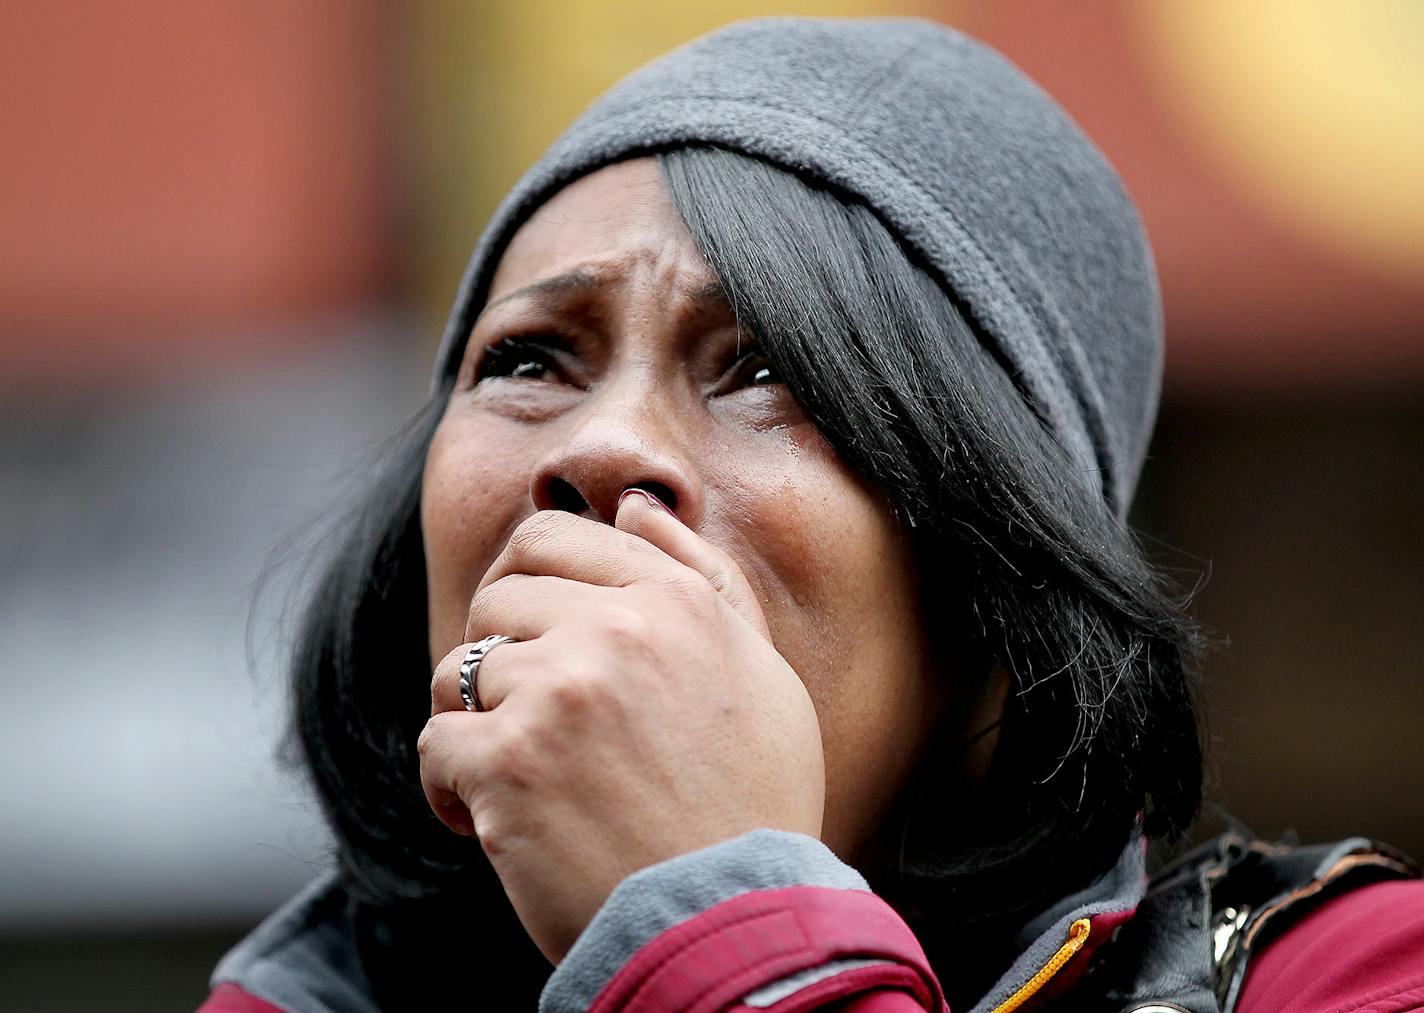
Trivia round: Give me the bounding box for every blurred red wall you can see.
[0,3,393,379]
[3,1,1420,391]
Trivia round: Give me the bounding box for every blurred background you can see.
[2,2,1420,1009]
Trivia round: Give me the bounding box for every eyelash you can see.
[472,337,780,391]
[474,337,565,384]
[720,348,779,391]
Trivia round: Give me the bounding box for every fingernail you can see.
[620,487,676,518]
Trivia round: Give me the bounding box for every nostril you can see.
[627,481,677,514]
[545,477,589,514]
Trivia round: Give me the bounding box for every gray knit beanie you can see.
[432,16,1164,517]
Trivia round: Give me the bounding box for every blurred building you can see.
[2,3,1421,1010]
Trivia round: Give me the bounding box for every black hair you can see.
[286,146,1201,1005]
[660,148,1201,999]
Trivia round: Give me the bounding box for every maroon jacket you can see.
[200,832,1424,1012]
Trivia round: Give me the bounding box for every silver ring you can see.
[459,634,516,712]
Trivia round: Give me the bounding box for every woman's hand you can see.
[418,490,826,964]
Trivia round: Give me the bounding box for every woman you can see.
[203,17,1422,1013]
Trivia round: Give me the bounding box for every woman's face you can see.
[421,157,954,859]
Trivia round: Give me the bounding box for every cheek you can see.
[719,429,913,665]
[709,426,932,718]
[421,415,533,655]
[706,425,940,853]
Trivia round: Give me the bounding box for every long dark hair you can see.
[286,145,1202,1003]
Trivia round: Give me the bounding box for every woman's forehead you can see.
[484,157,713,307]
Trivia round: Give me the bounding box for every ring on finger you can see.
[459,634,518,712]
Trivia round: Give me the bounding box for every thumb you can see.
[614,488,772,640]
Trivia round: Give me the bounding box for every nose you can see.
[528,380,705,527]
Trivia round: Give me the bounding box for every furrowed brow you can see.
[690,279,729,305]
[484,269,602,312]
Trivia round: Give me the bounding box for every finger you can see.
[474,510,675,598]
[432,636,537,715]
[462,572,595,644]
[417,710,490,836]
[614,488,771,639]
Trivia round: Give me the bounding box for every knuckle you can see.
[431,649,461,704]
[430,678,454,717]
[482,724,537,789]
[472,809,510,857]
[598,602,651,645]
[435,642,469,670]
[507,509,570,558]
[706,557,738,597]
[416,718,442,759]
[546,669,596,715]
[661,568,716,614]
[466,574,514,633]
[465,595,485,635]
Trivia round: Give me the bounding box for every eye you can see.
[719,347,782,393]
[474,337,565,384]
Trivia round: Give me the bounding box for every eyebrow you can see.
[689,279,729,306]
[484,269,601,312]
[483,270,731,313]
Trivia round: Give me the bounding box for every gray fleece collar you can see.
[210,830,1146,1012]
[970,830,1146,1013]
[431,16,1163,516]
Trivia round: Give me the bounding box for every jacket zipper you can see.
[987,917,1092,1013]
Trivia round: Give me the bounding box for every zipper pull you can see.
[989,917,1092,1013]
